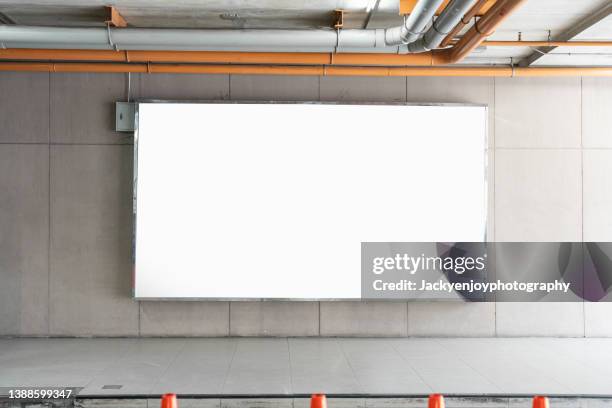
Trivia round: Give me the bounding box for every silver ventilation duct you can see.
[408,0,477,52]
[384,0,446,45]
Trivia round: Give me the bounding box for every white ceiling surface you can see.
[0,0,611,66]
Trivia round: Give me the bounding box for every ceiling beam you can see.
[363,0,381,29]
[0,11,16,24]
[519,2,612,67]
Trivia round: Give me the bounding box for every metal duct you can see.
[408,0,477,52]
[0,26,381,51]
[0,0,444,52]
[384,0,446,45]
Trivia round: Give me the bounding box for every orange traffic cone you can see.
[161,393,177,408]
[533,396,549,408]
[311,394,327,408]
[428,394,445,408]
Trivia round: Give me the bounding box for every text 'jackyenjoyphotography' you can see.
[360,242,612,302]
[372,279,570,294]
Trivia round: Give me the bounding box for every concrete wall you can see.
[1,72,611,337]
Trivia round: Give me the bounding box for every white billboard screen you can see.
[134,102,487,299]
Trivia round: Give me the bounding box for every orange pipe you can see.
[0,62,53,72]
[152,64,517,76]
[0,62,147,73]
[2,62,612,77]
[0,48,437,67]
[440,0,528,63]
[512,67,612,77]
[152,64,325,76]
[53,62,147,73]
[482,40,612,47]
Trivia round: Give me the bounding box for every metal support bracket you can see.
[333,9,344,29]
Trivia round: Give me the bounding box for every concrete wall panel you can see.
[229,75,319,101]
[51,73,131,145]
[138,73,229,100]
[495,149,582,242]
[407,303,495,337]
[230,302,319,336]
[320,302,407,337]
[583,150,612,241]
[49,145,138,336]
[582,77,612,148]
[0,144,49,335]
[320,76,406,102]
[496,303,584,337]
[140,302,230,336]
[0,72,49,143]
[495,77,581,148]
[583,149,612,337]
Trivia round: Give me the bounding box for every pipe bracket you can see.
[106,24,119,51]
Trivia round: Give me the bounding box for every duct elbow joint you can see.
[384,26,403,46]
[407,39,431,53]
[384,24,418,47]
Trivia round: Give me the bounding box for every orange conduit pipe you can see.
[437,0,528,63]
[482,40,612,47]
[0,49,438,66]
[1,62,612,77]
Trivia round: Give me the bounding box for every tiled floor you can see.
[0,338,611,397]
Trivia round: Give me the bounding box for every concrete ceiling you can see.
[1,0,611,66]
[0,0,402,29]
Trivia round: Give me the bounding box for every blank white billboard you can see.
[134,102,487,299]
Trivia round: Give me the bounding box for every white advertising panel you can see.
[134,102,487,299]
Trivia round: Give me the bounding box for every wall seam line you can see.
[318,301,321,336]
[581,76,586,338]
[227,74,231,336]
[228,74,232,100]
[135,73,142,337]
[47,70,51,336]
[493,75,497,338]
[405,74,409,338]
[318,72,321,337]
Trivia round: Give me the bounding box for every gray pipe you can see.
[408,0,476,52]
[0,25,392,51]
[384,0,446,45]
